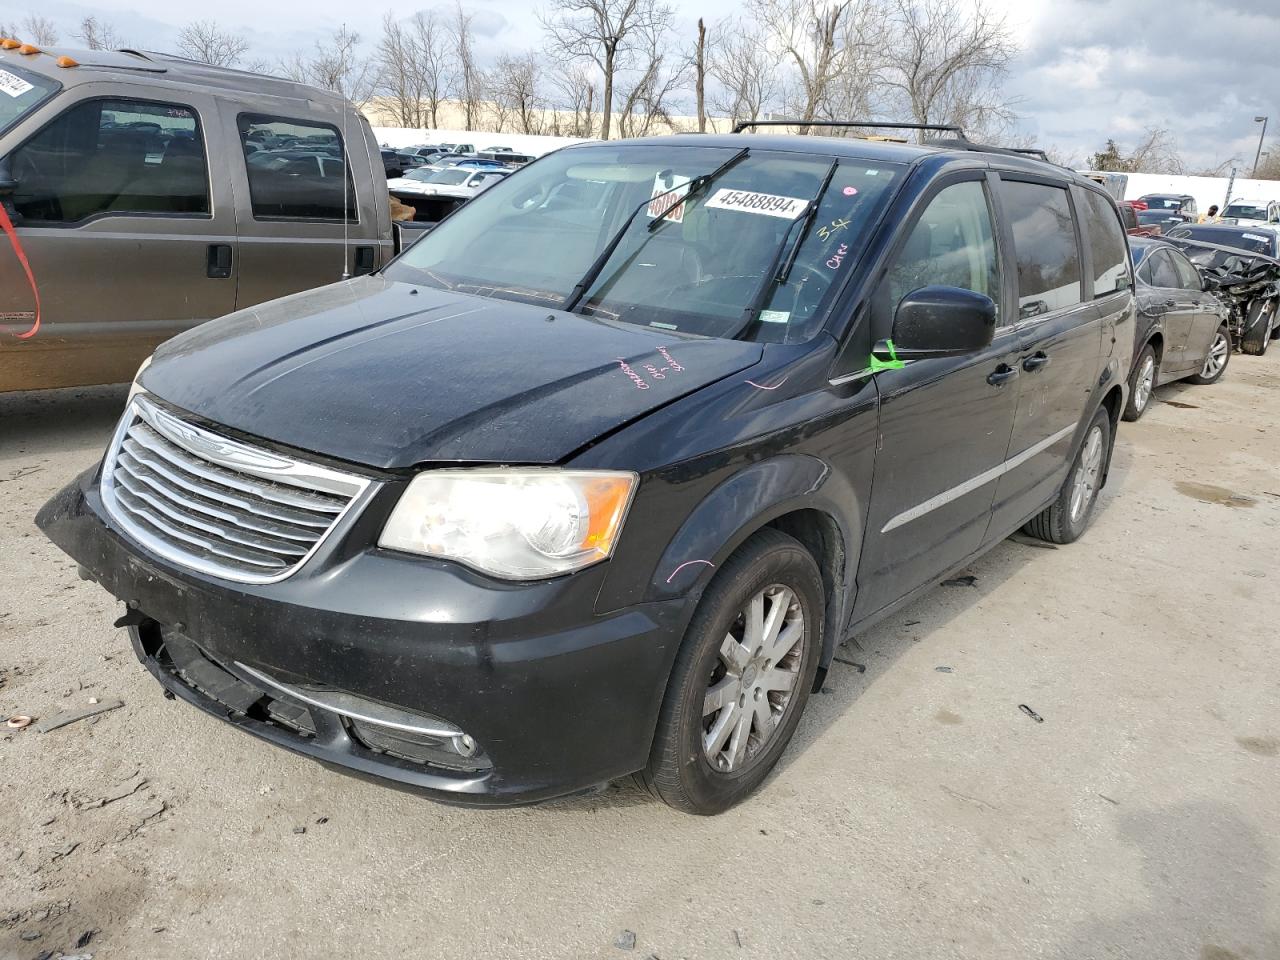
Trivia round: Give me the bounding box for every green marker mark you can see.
[869,339,906,372]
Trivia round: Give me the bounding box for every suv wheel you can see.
[1023,407,1110,545]
[642,528,823,815]
[1240,298,1275,356]
[1123,344,1157,421]
[1188,324,1232,384]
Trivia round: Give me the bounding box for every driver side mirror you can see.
[875,285,997,361]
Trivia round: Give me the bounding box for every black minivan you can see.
[39,132,1135,814]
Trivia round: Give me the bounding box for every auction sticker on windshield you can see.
[705,189,807,219]
[0,69,34,98]
[648,174,692,223]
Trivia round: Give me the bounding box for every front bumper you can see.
[37,467,690,806]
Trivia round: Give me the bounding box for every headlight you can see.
[378,469,637,579]
[127,354,153,404]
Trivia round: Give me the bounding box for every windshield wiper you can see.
[561,147,750,312]
[724,159,839,340]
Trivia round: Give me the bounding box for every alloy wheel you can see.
[1069,425,1104,524]
[1202,332,1229,379]
[1134,355,1155,412]
[703,584,805,774]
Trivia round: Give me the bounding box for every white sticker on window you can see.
[648,173,692,224]
[760,309,791,323]
[705,188,808,219]
[0,69,34,98]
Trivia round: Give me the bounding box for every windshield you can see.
[1141,196,1182,210]
[1224,204,1266,220]
[1168,226,1274,255]
[385,144,904,343]
[0,63,59,137]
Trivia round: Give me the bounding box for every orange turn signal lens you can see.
[17,43,40,55]
[56,55,79,68]
[0,38,21,50]
[579,475,636,555]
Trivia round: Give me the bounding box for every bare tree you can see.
[490,53,547,134]
[540,0,674,140]
[280,26,378,103]
[449,3,485,130]
[694,18,708,133]
[878,0,1017,140]
[1089,128,1185,175]
[9,15,58,45]
[177,20,250,67]
[749,0,873,132]
[377,11,451,128]
[615,20,691,138]
[76,16,123,50]
[709,21,779,127]
[552,62,598,137]
[1254,142,1280,181]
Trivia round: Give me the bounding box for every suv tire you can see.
[1240,298,1275,356]
[1023,407,1110,545]
[1123,343,1157,422]
[642,528,823,815]
[1188,323,1232,384]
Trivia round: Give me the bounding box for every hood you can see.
[142,277,763,469]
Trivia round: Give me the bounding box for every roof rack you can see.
[732,119,965,137]
[923,136,1064,168]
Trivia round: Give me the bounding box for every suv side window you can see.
[237,114,355,221]
[1149,250,1180,288]
[998,180,1083,319]
[10,98,210,224]
[886,179,1002,323]
[1079,189,1130,297]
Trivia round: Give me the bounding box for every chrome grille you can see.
[101,396,371,583]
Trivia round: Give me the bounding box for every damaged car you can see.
[39,130,1134,813]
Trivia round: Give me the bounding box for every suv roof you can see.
[0,45,346,106]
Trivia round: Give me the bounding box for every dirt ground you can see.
[2,356,1278,960]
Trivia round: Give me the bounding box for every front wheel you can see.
[1188,324,1232,384]
[642,528,823,815]
[1023,407,1110,545]
[1240,298,1275,356]
[1123,344,1157,422]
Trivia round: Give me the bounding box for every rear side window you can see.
[1080,190,1130,297]
[1170,250,1202,290]
[886,180,1001,322]
[237,114,355,221]
[1148,251,1180,289]
[999,180,1083,319]
[10,98,210,224]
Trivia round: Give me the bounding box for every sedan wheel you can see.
[703,585,805,773]
[1189,326,1231,384]
[1134,354,1155,412]
[1069,425,1104,526]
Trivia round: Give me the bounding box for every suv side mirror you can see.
[877,285,997,361]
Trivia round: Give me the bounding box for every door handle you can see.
[206,243,233,279]
[1022,352,1050,372]
[987,364,1018,386]
[1164,298,1177,308]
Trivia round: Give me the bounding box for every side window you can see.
[236,114,355,221]
[1149,251,1180,289]
[998,179,1083,319]
[1079,189,1130,297]
[886,180,1002,323]
[1170,251,1202,290]
[10,98,209,224]
[1135,255,1153,286]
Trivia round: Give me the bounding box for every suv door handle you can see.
[1164,298,1177,308]
[206,243,233,279]
[1022,352,1050,372]
[987,364,1018,386]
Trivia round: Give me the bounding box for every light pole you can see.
[1252,116,1268,178]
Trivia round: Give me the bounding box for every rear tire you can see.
[1123,344,1157,422]
[642,528,823,815]
[1240,298,1275,356]
[1188,323,1232,384]
[1023,407,1110,545]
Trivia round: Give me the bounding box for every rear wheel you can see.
[1188,324,1232,384]
[1240,298,1275,356]
[1023,407,1110,545]
[1123,344,1157,422]
[642,528,823,815]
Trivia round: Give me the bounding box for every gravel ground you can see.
[2,359,1278,960]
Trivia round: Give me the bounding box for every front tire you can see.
[1123,344,1157,421]
[1023,407,1110,545]
[1188,323,1232,384]
[1240,298,1275,356]
[642,528,823,815]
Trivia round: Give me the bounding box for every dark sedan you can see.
[1123,237,1230,420]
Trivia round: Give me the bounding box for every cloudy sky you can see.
[4,0,1276,171]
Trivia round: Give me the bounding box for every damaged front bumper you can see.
[37,466,689,806]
